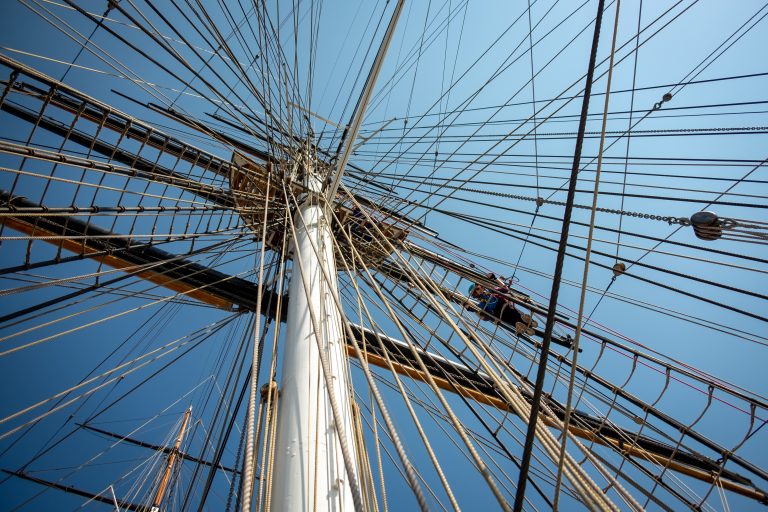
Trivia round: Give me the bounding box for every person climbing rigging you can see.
[466,274,538,335]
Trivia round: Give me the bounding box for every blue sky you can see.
[0,0,766,510]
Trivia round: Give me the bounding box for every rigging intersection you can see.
[0,0,766,511]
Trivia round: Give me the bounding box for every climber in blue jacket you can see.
[467,277,537,335]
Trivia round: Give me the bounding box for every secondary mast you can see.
[150,406,192,512]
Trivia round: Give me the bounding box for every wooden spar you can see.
[0,215,234,309]
[0,199,288,322]
[326,0,406,201]
[151,407,192,511]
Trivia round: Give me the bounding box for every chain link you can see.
[532,125,768,138]
[465,187,766,233]
[461,186,692,225]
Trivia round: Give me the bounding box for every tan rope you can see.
[338,282,580,493]
[257,205,291,511]
[350,254,386,512]
[240,173,270,512]
[263,384,280,511]
[337,184,620,510]
[549,3,643,510]
[0,166,218,206]
[335,240,461,511]
[324,194,516,510]
[0,316,236,441]
[0,264,257,356]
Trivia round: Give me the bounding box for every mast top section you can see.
[229,153,409,268]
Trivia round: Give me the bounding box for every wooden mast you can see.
[150,407,192,512]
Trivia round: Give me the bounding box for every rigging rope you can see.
[553,1,625,507]
[240,173,270,512]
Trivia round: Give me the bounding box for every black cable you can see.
[441,209,768,323]
[190,318,260,511]
[514,1,604,508]
[371,172,768,209]
[352,99,768,133]
[372,177,768,266]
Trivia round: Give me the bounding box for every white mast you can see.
[270,172,360,511]
[269,3,405,508]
